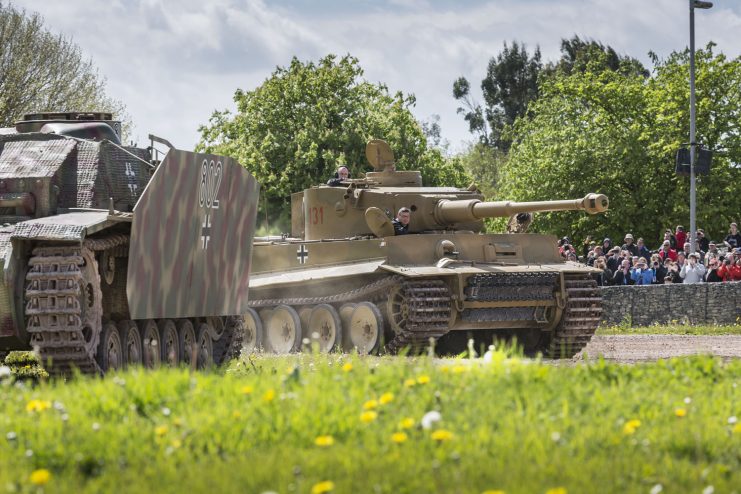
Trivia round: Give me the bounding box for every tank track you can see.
[25,245,101,375]
[546,273,602,358]
[385,280,452,354]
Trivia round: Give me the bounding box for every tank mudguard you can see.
[127,149,260,319]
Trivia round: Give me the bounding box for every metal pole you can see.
[689,0,697,253]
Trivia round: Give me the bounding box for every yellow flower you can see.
[733,423,741,434]
[623,419,641,435]
[241,385,254,395]
[315,435,335,447]
[360,411,378,423]
[379,392,394,405]
[173,418,183,427]
[431,429,454,441]
[341,362,353,372]
[399,417,415,429]
[452,365,468,374]
[362,399,378,410]
[545,488,567,494]
[674,408,687,417]
[417,375,431,384]
[29,469,51,486]
[25,399,51,413]
[232,411,242,419]
[440,365,450,373]
[403,378,416,388]
[311,480,335,494]
[391,432,408,443]
[482,491,505,494]
[171,439,182,449]
[262,389,276,403]
[155,425,168,437]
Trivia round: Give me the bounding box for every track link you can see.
[385,280,452,354]
[25,245,101,375]
[546,274,602,358]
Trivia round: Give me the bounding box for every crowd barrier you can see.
[599,281,741,326]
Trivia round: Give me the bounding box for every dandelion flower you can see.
[379,393,394,405]
[399,417,415,429]
[452,365,468,374]
[155,425,168,437]
[25,400,51,413]
[622,419,641,435]
[732,423,741,434]
[171,439,182,449]
[241,385,254,395]
[482,491,505,494]
[315,435,334,447]
[403,378,416,388]
[391,432,408,443]
[341,362,353,372]
[545,488,567,494]
[232,411,242,419]
[431,429,453,441]
[362,399,378,410]
[360,411,378,423]
[311,480,335,494]
[674,408,687,418]
[440,365,450,373]
[29,469,51,486]
[417,375,430,384]
[262,389,276,403]
[421,411,442,430]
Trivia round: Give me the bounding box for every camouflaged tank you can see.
[244,139,608,358]
[0,112,259,374]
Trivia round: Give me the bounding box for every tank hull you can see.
[247,233,602,356]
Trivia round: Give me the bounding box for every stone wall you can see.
[600,281,741,326]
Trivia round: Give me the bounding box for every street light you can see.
[688,0,712,253]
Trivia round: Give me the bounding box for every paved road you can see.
[578,335,741,363]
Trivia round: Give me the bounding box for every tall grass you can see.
[1,351,740,493]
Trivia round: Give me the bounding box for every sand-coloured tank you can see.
[244,140,608,357]
[0,112,259,374]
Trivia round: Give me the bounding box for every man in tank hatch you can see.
[326,166,350,186]
[392,207,411,235]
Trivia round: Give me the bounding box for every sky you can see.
[9,0,741,152]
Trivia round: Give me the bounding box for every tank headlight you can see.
[436,240,459,259]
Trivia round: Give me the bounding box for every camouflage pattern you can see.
[248,139,609,358]
[0,113,259,373]
[127,150,259,319]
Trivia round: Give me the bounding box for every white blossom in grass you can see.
[92,422,100,431]
[550,431,561,442]
[684,397,692,404]
[421,411,442,430]
[702,486,714,494]
[25,449,33,458]
[0,366,10,378]
[728,416,737,425]
[649,484,663,494]
[161,407,171,417]
[6,432,16,441]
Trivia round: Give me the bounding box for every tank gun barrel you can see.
[434,193,609,224]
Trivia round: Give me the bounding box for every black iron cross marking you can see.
[297,244,309,264]
[202,214,211,249]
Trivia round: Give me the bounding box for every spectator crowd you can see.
[558,222,741,286]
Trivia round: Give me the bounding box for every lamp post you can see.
[688,0,712,253]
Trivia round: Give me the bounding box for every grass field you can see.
[2,349,740,494]
[596,322,741,336]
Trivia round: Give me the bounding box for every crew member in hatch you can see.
[326,166,350,186]
[392,207,411,235]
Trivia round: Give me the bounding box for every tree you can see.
[496,44,740,244]
[0,3,129,135]
[453,41,542,151]
[198,54,470,231]
[548,35,649,78]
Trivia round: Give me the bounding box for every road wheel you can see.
[159,319,180,366]
[308,304,341,352]
[196,322,214,368]
[348,302,383,355]
[241,309,263,354]
[96,321,123,372]
[265,305,301,354]
[118,320,142,368]
[178,319,197,367]
[140,320,161,369]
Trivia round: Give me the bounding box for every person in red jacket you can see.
[718,253,741,281]
[658,240,678,262]
[675,225,687,251]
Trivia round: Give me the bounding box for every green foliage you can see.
[1,354,740,493]
[596,322,741,336]
[198,55,469,230]
[455,142,505,198]
[498,44,740,244]
[547,35,649,78]
[0,3,130,138]
[454,41,542,150]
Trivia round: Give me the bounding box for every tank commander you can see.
[326,166,350,186]
[392,207,411,235]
